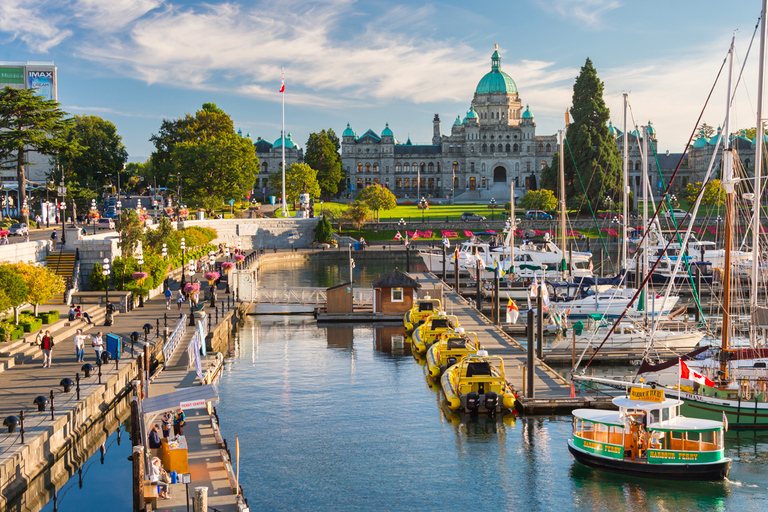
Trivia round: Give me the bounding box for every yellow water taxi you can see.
[411,313,459,355]
[403,297,442,332]
[426,328,480,379]
[441,351,516,413]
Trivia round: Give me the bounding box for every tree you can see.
[538,152,559,193]
[89,262,107,292]
[680,180,726,208]
[116,208,144,257]
[58,114,127,189]
[145,217,174,253]
[170,131,259,212]
[0,265,28,324]
[520,189,558,211]
[0,87,79,204]
[268,163,320,208]
[314,215,333,243]
[565,58,622,209]
[305,130,344,199]
[698,123,716,139]
[14,263,64,315]
[356,184,396,222]
[342,201,369,237]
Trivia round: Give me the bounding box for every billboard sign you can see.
[28,70,54,100]
[0,67,24,84]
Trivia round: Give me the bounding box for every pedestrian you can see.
[149,425,162,449]
[34,214,41,227]
[51,230,57,241]
[23,234,29,243]
[105,301,114,326]
[176,289,184,310]
[35,330,44,346]
[164,288,172,310]
[173,407,186,436]
[40,330,54,368]
[1,236,8,245]
[161,411,172,438]
[92,332,104,362]
[73,329,90,362]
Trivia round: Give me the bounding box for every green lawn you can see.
[317,203,513,222]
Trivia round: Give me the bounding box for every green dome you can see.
[273,131,296,149]
[707,127,722,146]
[522,105,533,119]
[381,122,393,137]
[475,47,518,95]
[752,133,768,144]
[463,106,478,123]
[647,121,655,135]
[342,123,354,137]
[692,132,708,148]
[453,115,462,126]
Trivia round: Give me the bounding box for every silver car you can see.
[8,223,28,236]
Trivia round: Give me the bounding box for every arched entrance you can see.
[493,166,506,183]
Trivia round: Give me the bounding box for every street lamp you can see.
[116,200,122,221]
[348,244,355,284]
[490,197,496,221]
[22,199,29,233]
[137,248,145,308]
[91,199,97,234]
[188,259,196,326]
[180,237,187,287]
[162,243,167,260]
[102,258,110,304]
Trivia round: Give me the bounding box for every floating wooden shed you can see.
[371,269,421,314]
[326,282,354,314]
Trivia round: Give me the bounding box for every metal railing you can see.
[162,314,187,367]
[253,286,373,306]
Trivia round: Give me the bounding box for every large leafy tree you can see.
[13,263,64,315]
[520,189,558,211]
[268,163,320,207]
[0,87,79,203]
[58,114,127,190]
[342,201,369,237]
[0,265,27,324]
[305,129,343,199]
[565,58,622,209]
[356,184,396,222]
[171,131,259,212]
[680,180,726,207]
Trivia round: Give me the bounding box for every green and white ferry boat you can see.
[568,388,731,480]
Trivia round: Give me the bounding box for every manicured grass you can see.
[318,203,514,222]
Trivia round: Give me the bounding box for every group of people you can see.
[147,408,187,499]
[35,328,103,366]
[68,305,93,324]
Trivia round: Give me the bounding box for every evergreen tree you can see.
[313,215,333,243]
[539,152,559,192]
[305,129,343,199]
[565,58,622,209]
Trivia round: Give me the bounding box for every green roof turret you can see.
[475,44,518,95]
[342,123,355,137]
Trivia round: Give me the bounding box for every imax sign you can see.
[28,71,53,78]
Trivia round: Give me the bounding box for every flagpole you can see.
[281,67,287,217]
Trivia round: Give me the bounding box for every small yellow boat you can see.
[441,351,516,413]
[411,313,459,355]
[403,297,442,332]
[426,328,479,379]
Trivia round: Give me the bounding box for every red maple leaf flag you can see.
[680,360,715,387]
[279,70,285,93]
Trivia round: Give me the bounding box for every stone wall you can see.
[179,217,319,249]
[0,240,52,265]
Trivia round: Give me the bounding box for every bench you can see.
[143,480,159,507]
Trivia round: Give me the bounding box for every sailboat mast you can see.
[642,125,649,327]
[721,36,736,382]
[559,129,567,279]
[622,93,629,276]
[751,1,766,321]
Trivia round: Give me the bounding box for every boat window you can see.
[662,408,669,421]
[649,410,659,424]
[432,319,449,329]
[671,431,682,440]
[446,338,466,349]
[686,431,700,442]
[466,362,492,377]
[418,303,434,312]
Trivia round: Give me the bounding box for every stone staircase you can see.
[44,251,77,305]
[0,307,106,369]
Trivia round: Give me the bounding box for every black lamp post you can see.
[180,237,186,287]
[102,257,110,304]
[137,249,145,308]
[490,197,496,221]
[91,199,97,234]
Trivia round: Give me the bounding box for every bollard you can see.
[116,351,119,371]
[536,286,543,360]
[527,309,534,399]
[215,305,218,323]
[76,373,81,400]
[194,487,208,512]
[164,313,168,328]
[19,410,24,444]
[97,359,102,384]
[156,318,160,335]
[50,390,55,421]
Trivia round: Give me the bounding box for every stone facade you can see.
[251,131,303,202]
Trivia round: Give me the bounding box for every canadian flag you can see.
[279,71,285,93]
[680,360,715,387]
[394,231,402,241]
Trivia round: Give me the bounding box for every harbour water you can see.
[215,315,768,512]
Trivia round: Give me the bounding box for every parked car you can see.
[598,212,624,220]
[524,210,553,220]
[664,209,689,221]
[8,223,28,236]
[104,208,117,219]
[97,218,115,230]
[461,212,486,222]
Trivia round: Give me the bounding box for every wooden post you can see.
[475,264,482,313]
[194,487,208,512]
[493,272,500,326]
[132,446,144,512]
[442,245,446,283]
[454,252,459,293]
[571,328,576,370]
[130,396,141,446]
[143,349,150,397]
[536,285,543,360]
[527,309,534,399]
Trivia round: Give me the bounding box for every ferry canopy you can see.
[613,396,683,410]
[572,409,624,427]
[649,416,725,432]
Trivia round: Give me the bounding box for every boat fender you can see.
[485,392,499,413]
[466,392,480,412]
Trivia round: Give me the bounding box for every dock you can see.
[411,273,614,414]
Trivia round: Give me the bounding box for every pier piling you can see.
[527,309,534,398]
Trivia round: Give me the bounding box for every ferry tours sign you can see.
[629,387,665,403]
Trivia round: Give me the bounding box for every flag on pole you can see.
[394,231,402,241]
[506,299,519,324]
[722,411,729,432]
[570,381,576,398]
[442,237,450,247]
[404,233,409,247]
[680,360,715,387]
[279,71,285,93]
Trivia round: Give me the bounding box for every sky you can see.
[1,0,767,162]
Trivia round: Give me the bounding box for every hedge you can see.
[19,317,42,332]
[39,310,59,324]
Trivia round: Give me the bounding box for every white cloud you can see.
[73,0,164,30]
[535,0,621,27]
[0,0,72,52]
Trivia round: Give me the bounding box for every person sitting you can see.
[148,457,171,500]
[149,424,162,449]
[68,306,76,321]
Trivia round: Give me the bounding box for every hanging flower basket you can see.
[89,212,99,219]
[221,262,234,273]
[178,208,189,217]
[132,271,148,286]
[234,254,245,262]
[204,271,220,283]
[184,282,200,293]
[0,230,8,237]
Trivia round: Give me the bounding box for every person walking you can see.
[164,288,172,310]
[73,329,90,362]
[92,332,104,362]
[176,289,184,311]
[104,301,115,326]
[161,411,172,438]
[173,408,186,436]
[40,330,54,368]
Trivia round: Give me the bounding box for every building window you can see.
[403,178,410,187]
[513,143,518,152]
[482,144,487,152]
[395,164,401,173]
[420,177,426,187]
[436,178,441,188]
[482,177,487,188]
[365,177,372,186]
[357,163,363,173]
[541,161,546,170]
[546,143,551,152]
[420,163,426,175]
[490,144,495,152]
[538,143,544,152]
[454,176,459,187]
[385,177,389,187]
[453,161,459,174]
[391,288,404,302]
[374,177,380,185]
[365,163,371,173]
[262,178,269,188]
[527,162,531,172]
[373,163,379,173]
[506,144,510,153]
[428,162,434,173]
[428,177,435,188]
[395,178,401,188]
[263,162,268,173]
[357,178,363,189]
[437,162,441,172]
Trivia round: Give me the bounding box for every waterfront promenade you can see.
[0,262,246,511]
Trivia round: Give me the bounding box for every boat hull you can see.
[567,441,731,480]
[681,392,768,429]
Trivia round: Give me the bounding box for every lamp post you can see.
[188,260,196,326]
[22,199,29,233]
[398,218,406,244]
[116,200,122,222]
[348,244,355,284]
[162,243,167,260]
[102,258,110,304]
[137,248,145,308]
[490,197,496,221]
[180,237,187,287]
[90,199,97,234]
